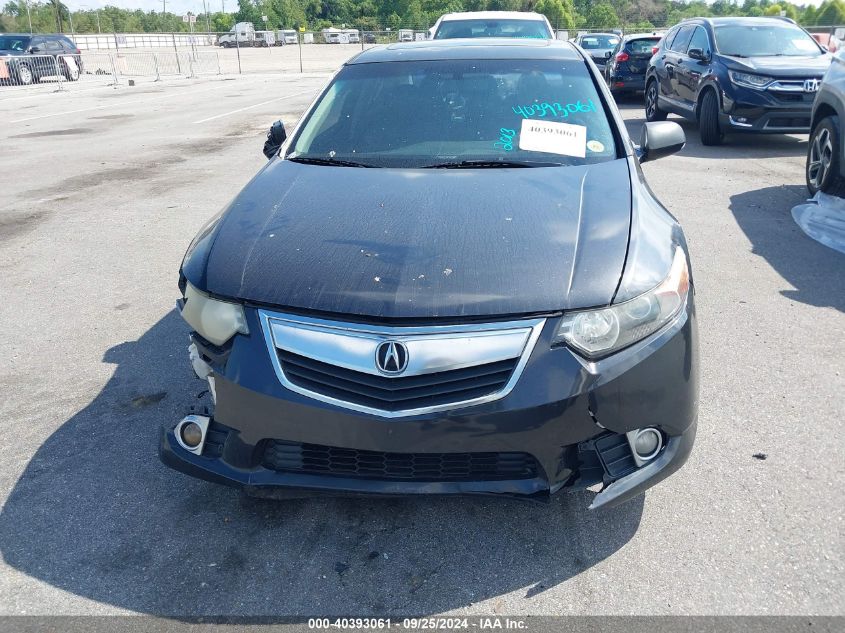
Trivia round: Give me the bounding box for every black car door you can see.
[676,26,712,109]
[653,27,678,99]
[659,25,695,106]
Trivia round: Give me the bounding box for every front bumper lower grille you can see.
[262,440,540,482]
[278,350,518,413]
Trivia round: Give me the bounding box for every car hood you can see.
[719,53,832,77]
[199,159,632,319]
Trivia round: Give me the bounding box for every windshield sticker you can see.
[494,127,516,151]
[519,120,586,158]
[512,100,597,119]
[587,140,605,153]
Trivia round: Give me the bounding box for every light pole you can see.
[25,0,32,33]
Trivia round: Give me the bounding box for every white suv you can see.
[430,11,553,40]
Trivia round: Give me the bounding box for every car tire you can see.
[806,116,845,197]
[699,90,724,146]
[645,80,668,122]
[15,62,34,86]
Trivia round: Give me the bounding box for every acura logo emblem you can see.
[375,341,408,375]
[804,79,820,93]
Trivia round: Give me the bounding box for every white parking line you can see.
[192,90,316,124]
[8,83,225,123]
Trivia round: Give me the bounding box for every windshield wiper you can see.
[422,159,562,169]
[288,156,376,168]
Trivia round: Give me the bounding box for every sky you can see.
[61,0,828,14]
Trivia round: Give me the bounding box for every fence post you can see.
[216,52,221,76]
[173,33,182,74]
[53,55,66,92]
[188,52,195,79]
[109,53,120,87]
[235,33,242,74]
[153,53,161,82]
[298,33,302,74]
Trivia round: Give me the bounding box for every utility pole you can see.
[25,1,32,33]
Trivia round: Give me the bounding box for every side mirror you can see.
[605,51,612,58]
[688,48,708,61]
[639,121,685,163]
[29,46,41,53]
[263,120,287,159]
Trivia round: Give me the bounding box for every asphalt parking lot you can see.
[0,71,843,617]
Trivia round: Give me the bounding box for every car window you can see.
[0,35,31,51]
[434,19,551,40]
[661,27,679,51]
[686,27,710,55]
[289,59,618,168]
[715,23,824,57]
[580,35,620,49]
[44,39,63,52]
[668,26,694,53]
[628,38,661,54]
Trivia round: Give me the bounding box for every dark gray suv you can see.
[807,50,845,196]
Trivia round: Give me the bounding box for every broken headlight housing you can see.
[180,282,248,346]
[554,247,689,359]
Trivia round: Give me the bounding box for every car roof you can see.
[681,16,796,27]
[438,11,548,22]
[579,32,618,37]
[348,39,583,64]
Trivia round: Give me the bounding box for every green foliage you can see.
[813,0,845,25]
[586,2,618,29]
[0,0,838,35]
[534,0,576,30]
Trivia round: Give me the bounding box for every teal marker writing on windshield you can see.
[512,100,598,119]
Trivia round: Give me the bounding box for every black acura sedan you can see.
[162,39,699,510]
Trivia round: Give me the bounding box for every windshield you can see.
[0,36,31,51]
[715,23,823,57]
[579,35,620,49]
[434,19,551,40]
[628,38,660,54]
[288,59,617,168]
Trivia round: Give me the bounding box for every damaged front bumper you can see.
[160,301,699,509]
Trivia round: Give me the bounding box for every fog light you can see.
[180,422,203,448]
[633,428,662,460]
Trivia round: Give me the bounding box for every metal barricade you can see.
[0,54,70,89]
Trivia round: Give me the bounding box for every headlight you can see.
[180,282,248,346]
[554,247,689,358]
[728,71,773,89]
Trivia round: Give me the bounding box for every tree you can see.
[534,0,576,30]
[586,2,619,29]
[815,0,845,25]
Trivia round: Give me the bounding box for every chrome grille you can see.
[259,311,546,418]
[279,349,518,412]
